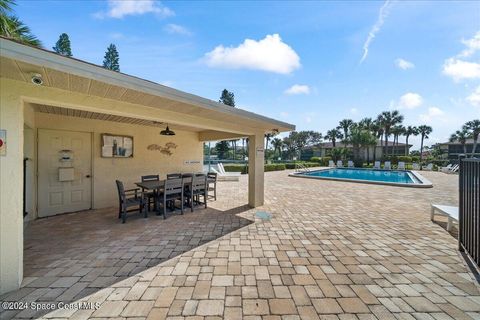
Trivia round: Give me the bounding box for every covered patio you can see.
[0,37,294,295]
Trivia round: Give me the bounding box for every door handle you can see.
[86,175,91,178]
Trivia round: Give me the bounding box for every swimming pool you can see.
[291,168,432,188]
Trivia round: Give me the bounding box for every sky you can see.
[15,0,480,149]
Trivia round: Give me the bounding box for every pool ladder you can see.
[295,163,311,173]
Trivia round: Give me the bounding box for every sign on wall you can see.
[101,134,133,158]
[0,130,6,156]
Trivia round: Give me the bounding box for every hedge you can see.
[223,162,318,173]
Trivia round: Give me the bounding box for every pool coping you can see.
[289,167,433,188]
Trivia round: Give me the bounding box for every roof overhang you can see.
[0,37,295,138]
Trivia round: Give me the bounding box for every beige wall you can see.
[0,92,23,294]
[35,112,203,210]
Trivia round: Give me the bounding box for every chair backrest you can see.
[348,161,354,167]
[182,174,193,187]
[167,173,182,180]
[142,174,159,182]
[207,172,217,181]
[192,174,207,192]
[115,180,125,202]
[337,160,343,167]
[451,164,459,172]
[412,163,420,170]
[218,163,226,174]
[181,173,193,178]
[398,161,405,169]
[328,160,334,167]
[384,161,391,169]
[164,178,182,195]
[374,161,380,168]
[426,163,433,169]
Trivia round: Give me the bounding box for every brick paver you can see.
[1,169,479,319]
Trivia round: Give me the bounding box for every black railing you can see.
[459,158,480,270]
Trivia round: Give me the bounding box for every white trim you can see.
[1,38,295,132]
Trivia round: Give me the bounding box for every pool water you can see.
[302,168,418,184]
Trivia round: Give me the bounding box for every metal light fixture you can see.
[160,124,175,136]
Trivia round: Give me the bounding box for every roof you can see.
[439,138,476,145]
[0,37,295,135]
[317,139,411,148]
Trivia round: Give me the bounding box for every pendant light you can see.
[160,124,175,136]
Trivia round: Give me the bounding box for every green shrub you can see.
[321,156,332,166]
[310,157,322,163]
[397,156,412,163]
[264,163,286,172]
[411,156,420,162]
[223,165,247,174]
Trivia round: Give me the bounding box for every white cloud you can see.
[164,24,192,36]
[350,108,358,115]
[443,58,480,82]
[284,84,310,95]
[398,92,423,109]
[395,58,414,70]
[204,34,301,74]
[360,0,393,63]
[419,107,445,123]
[94,0,174,19]
[466,85,480,108]
[459,31,480,58]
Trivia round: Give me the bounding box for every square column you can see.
[248,133,264,207]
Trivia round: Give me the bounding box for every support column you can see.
[248,133,264,207]
[0,85,23,294]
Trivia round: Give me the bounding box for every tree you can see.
[338,119,354,142]
[325,128,343,147]
[103,44,120,71]
[283,131,322,160]
[391,125,405,152]
[404,126,418,155]
[418,125,432,163]
[347,127,377,167]
[449,129,469,154]
[264,132,277,151]
[378,110,404,156]
[0,0,41,46]
[358,117,373,131]
[215,141,230,159]
[271,137,283,159]
[52,33,72,56]
[219,89,235,107]
[463,119,480,157]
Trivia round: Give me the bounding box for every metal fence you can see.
[459,158,480,270]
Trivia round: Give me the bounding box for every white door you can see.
[38,129,92,217]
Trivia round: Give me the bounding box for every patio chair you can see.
[211,163,240,181]
[115,180,147,223]
[336,160,344,167]
[384,161,392,170]
[412,163,420,170]
[328,160,335,167]
[397,162,406,170]
[347,160,354,168]
[431,204,458,232]
[373,161,381,169]
[141,174,159,211]
[207,172,217,201]
[441,164,458,173]
[422,163,433,171]
[156,178,183,219]
[448,164,459,173]
[184,174,207,212]
[167,173,182,179]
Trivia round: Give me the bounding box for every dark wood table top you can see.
[135,177,215,190]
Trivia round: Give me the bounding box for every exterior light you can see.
[160,125,175,136]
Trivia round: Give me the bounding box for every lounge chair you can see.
[422,163,433,171]
[441,164,458,174]
[440,164,452,172]
[328,160,335,167]
[431,204,458,232]
[384,161,392,170]
[397,162,406,170]
[449,164,459,173]
[373,161,381,169]
[337,160,344,167]
[211,163,240,181]
[412,163,420,170]
[347,160,354,168]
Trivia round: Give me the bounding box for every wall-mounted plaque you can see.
[101,134,133,158]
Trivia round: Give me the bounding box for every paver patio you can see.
[1,169,479,319]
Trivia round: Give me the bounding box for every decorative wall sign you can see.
[101,134,133,158]
[0,129,5,156]
[147,142,177,156]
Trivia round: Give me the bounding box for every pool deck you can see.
[1,169,479,319]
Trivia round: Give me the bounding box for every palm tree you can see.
[450,129,469,154]
[0,0,41,46]
[325,128,343,148]
[371,120,383,162]
[358,117,373,131]
[271,138,283,159]
[390,125,404,151]
[379,110,404,156]
[404,126,418,155]
[264,132,277,152]
[463,119,480,157]
[348,127,377,166]
[338,119,354,142]
[418,125,433,162]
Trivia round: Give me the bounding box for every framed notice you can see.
[0,130,6,156]
[101,134,133,158]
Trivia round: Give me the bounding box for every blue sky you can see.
[16,0,480,148]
